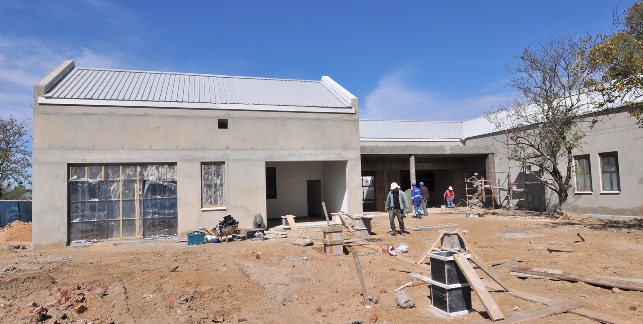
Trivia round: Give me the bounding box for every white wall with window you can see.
[202,163,225,209]
[599,152,620,192]
[574,155,592,192]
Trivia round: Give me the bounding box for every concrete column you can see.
[346,159,363,215]
[32,162,68,249]
[176,161,201,238]
[410,155,416,185]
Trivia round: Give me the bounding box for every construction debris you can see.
[395,291,415,308]
[510,266,643,291]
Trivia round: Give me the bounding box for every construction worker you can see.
[444,186,455,208]
[384,182,409,236]
[419,182,429,216]
[411,181,423,219]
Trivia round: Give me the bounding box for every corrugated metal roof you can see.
[360,120,463,140]
[462,116,498,139]
[44,68,353,108]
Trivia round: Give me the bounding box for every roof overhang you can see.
[37,97,356,114]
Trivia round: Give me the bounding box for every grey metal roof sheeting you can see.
[360,120,463,140]
[44,68,353,108]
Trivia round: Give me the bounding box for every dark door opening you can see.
[307,180,323,218]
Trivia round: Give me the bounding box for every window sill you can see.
[202,207,227,211]
[599,191,621,195]
[574,191,593,195]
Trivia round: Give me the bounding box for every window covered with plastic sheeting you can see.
[142,180,177,237]
[202,163,224,207]
[68,164,178,243]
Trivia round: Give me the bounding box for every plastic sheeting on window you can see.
[202,163,224,207]
[69,164,178,243]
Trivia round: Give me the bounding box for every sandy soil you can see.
[1,210,642,324]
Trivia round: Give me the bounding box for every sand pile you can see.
[0,220,32,242]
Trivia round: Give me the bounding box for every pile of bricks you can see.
[15,283,109,323]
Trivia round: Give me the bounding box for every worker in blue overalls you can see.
[411,181,423,219]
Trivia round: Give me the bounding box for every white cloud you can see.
[361,68,515,121]
[0,36,128,122]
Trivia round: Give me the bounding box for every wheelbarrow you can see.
[199,224,240,243]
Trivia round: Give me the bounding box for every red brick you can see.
[74,304,87,314]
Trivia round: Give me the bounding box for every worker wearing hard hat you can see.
[384,182,410,236]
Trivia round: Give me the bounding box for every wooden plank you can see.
[453,253,504,321]
[409,272,432,282]
[470,256,510,291]
[456,229,489,268]
[571,308,637,324]
[504,289,634,324]
[321,202,330,226]
[337,212,355,232]
[510,266,643,292]
[323,239,345,245]
[285,215,297,231]
[394,254,433,271]
[470,301,583,324]
[351,247,368,301]
[416,233,444,264]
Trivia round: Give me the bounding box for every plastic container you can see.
[187,231,205,245]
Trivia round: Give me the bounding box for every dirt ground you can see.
[1,211,642,324]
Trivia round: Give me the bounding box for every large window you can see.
[202,163,225,207]
[600,152,621,192]
[574,155,592,192]
[68,164,177,242]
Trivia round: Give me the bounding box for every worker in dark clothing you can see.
[419,182,429,216]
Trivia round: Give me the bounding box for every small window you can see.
[599,152,620,192]
[202,163,225,207]
[218,119,228,129]
[574,155,592,192]
[266,167,277,199]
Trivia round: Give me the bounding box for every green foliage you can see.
[488,36,599,208]
[591,2,643,125]
[1,186,30,200]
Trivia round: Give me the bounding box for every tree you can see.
[1,185,30,200]
[487,36,600,209]
[591,2,643,125]
[0,116,31,198]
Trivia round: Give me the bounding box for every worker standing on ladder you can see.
[411,181,423,219]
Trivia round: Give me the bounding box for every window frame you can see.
[573,155,592,193]
[201,162,226,209]
[599,152,621,193]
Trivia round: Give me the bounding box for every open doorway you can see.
[307,180,323,217]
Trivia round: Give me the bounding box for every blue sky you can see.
[0,0,638,125]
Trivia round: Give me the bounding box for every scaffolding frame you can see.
[464,163,544,210]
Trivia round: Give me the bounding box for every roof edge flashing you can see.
[321,76,358,110]
[37,97,356,114]
[35,60,75,97]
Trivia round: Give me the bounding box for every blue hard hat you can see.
[411,181,416,186]
[419,182,424,186]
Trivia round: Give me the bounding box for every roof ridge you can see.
[74,67,321,83]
